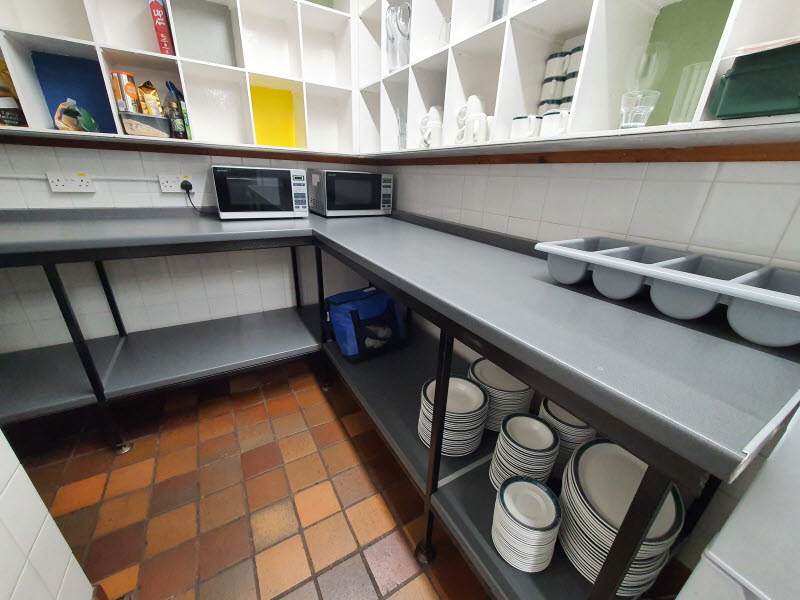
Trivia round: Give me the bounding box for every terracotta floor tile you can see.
[346,494,396,545]
[263,380,291,400]
[199,414,235,442]
[155,445,197,483]
[22,442,73,468]
[294,481,340,527]
[237,422,274,452]
[200,455,243,496]
[245,467,289,511]
[200,483,246,532]
[104,457,155,499]
[332,465,378,507]
[365,454,405,490]
[383,481,424,525]
[161,407,197,431]
[240,442,282,479]
[55,505,99,554]
[72,434,109,457]
[304,512,357,572]
[145,502,197,558]
[112,435,158,469]
[231,389,264,410]
[198,396,233,421]
[138,539,197,600]
[289,372,318,391]
[173,591,196,600]
[278,431,317,463]
[351,430,389,463]
[390,574,439,600]
[284,360,311,377]
[230,371,262,394]
[272,412,308,439]
[94,488,151,538]
[285,453,327,492]
[61,450,114,484]
[163,389,197,412]
[327,392,360,419]
[150,471,199,516]
[199,433,239,467]
[255,535,311,600]
[250,497,299,552]
[296,388,326,408]
[268,393,299,417]
[317,554,377,600]
[321,441,361,476]
[84,521,146,581]
[199,517,251,580]
[235,403,268,428]
[342,411,374,438]
[159,423,198,454]
[28,462,66,496]
[96,565,139,600]
[364,531,421,595]
[199,559,258,600]
[310,421,348,449]
[302,403,337,428]
[281,582,319,600]
[50,473,107,517]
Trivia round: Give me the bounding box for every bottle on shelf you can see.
[165,101,187,139]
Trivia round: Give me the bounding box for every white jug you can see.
[421,105,444,148]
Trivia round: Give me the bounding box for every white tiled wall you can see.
[0,432,92,600]
[395,161,800,271]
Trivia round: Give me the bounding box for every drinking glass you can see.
[620,91,660,129]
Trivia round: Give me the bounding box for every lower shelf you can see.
[323,330,498,491]
[433,461,592,600]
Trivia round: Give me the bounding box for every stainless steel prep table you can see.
[1,211,798,600]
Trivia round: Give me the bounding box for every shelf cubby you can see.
[450,0,496,44]
[410,0,453,63]
[300,3,352,88]
[381,67,409,151]
[100,48,182,110]
[357,0,382,86]
[358,82,381,153]
[239,0,302,80]
[443,21,505,144]
[170,0,243,68]
[303,0,351,13]
[305,82,353,152]
[180,61,253,145]
[84,0,173,55]
[249,73,307,149]
[407,49,447,148]
[0,31,117,133]
[0,0,92,41]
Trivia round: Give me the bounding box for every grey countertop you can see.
[1,211,798,480]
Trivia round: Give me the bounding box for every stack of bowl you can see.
[490,414,560,489]
[468,358,534,431]
[559,440,684,596]
[492,476,561,573]
[539,398,596,471]
[417,376,488,457]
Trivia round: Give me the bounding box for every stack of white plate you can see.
[490,414,560,489]
[559,440,684,596]
[468,358,534,431]
[491,476,561,573]
[417,376,488,457]
[539,398,596,470]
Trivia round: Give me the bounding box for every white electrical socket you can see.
[46,171,96,193]
[159,173,193,193]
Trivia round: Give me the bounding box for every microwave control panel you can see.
[380,174,393,214]
[290,169,309,216]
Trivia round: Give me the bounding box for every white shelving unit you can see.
[0,0,797,156]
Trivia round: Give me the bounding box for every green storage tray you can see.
[711,42,800,119]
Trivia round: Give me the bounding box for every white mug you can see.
[422,121,443,147]
[540,109,570,136]
[456,112,488,144]
[457,95,485,126]
[509,115,541,139]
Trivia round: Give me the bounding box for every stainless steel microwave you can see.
[211,166,309,220]
[308,170,393,217]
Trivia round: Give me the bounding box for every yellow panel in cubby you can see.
[250,86,297,147]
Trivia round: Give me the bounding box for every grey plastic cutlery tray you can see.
[534,237,800,347]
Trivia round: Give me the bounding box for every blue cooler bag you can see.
[326,287,407,361]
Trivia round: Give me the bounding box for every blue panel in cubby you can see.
[30,52,116,134]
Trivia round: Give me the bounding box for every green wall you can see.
[646,0,733,125]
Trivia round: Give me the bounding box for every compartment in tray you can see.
[545,237,631,284]
[592,245,692,300]
[650,255,761,320]
[727,268,800,347]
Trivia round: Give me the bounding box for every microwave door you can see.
[327,173,381,212]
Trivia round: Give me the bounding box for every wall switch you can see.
[46,171,96,193]
[159,173,193,193]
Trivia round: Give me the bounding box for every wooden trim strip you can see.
[2,133,800,165]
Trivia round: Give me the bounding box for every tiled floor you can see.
[9,359,489,600]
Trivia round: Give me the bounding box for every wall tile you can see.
[692,183,799,256]
[0,468,47,555]
[488,164,517,177]
[55,557,92,600]
[461,176,488,212]
[581,179,641,234]
[31,319,71,347]
[11,561,53,600]
[509,177,547,221]
[28,518,71,598]
[592,163,647,180]
[542,178,589,225]
[507,217,540,240]
[628,180,711,244]
[516,163,551,177]
[774,207,800,262]
[0,520,27,600]
[716,161,800,184]
[0,180,25,209]
[460,210,483,227]
[538,222,579,241]
[484,177,515,215]
[0,322,38,353]
[481,213,508,233]
[645,162,718,181]
[0,293,28,325]
[550,163,593,178]
[0,435,17,492]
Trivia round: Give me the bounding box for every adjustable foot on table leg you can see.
[414,542,437,565]
[114,442,133,456]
